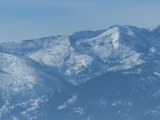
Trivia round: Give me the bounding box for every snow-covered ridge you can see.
[0,25,160,85]
[1,25,160,119]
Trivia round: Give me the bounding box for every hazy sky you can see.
[0,0,160,42]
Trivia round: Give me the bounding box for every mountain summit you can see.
[0,25,160,120]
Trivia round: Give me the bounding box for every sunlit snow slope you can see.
[1,25,160,120]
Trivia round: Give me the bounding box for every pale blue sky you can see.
[0,0,160,42]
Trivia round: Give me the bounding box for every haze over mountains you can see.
[0,25,160,120]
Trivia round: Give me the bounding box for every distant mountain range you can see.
[0,25,160,120]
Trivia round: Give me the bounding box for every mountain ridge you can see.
[0,25,159,84]
[1,25,160,119]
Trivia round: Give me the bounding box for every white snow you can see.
[149,47,156,53]
[57,95,77,110]
[110,31,119,48]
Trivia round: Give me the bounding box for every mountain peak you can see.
[149,25,160,31]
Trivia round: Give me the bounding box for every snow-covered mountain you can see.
[1,25,160,120]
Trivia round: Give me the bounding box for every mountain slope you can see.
[0,25,160,119]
